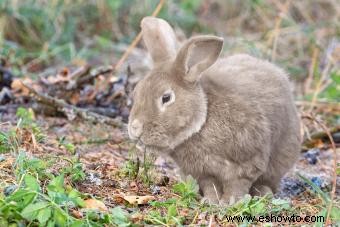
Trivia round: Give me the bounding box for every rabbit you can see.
[128,16,301,204]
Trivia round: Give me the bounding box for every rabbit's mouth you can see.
[136,139,170,154]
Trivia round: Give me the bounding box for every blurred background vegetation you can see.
[0,0,339,102]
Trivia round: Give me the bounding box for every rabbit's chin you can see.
[136,139,171,155]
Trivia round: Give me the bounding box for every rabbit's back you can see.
[202,54,300,147]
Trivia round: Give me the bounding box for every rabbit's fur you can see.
[128,17,301,204]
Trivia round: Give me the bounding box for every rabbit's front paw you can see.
[250,184,273,197]
[219,195,237,206]
[200,196,219,205]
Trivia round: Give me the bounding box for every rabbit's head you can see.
[128,17,223,152]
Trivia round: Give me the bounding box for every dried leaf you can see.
[83,199,108,212]
[71,209,83,219]
[69,92,80,105]
[11,78,30,96]
[123,195,155,205]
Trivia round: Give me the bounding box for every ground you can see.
[0,104,339,226]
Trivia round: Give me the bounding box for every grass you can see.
[0,108,339,226]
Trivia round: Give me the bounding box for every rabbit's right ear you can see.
[141,17,177,64]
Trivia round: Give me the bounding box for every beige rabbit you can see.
[128,17,301,204]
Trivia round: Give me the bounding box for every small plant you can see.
[61,158,86,183]
[145,204,184,226]
[121,157,140,180]
[173,176,199,204]
[0,108,45,154]
[16,107,45,143]
[120,146,156,185]
[146,177,200,225]
[0,131,11,153]
[14,151,52,181]
[0,150,132,226]
[58,136,76,154]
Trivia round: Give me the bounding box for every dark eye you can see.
[162,93,171,104]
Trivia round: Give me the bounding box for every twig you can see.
[269,0,292,61]
[302,125,340,149]
[67,65,113,90]
[21,82,124,128]
[208,215,213,227]
[69,65,91,80]
[190,210,199,226]
[309,59,333,113]
[304,46,319,94]
[295,101,340,115]
[109,0,165,81]
[302,113,337,226]
[309,39,337,113]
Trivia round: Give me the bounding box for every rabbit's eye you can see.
[162,93,171,104]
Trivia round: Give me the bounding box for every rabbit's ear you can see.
[175,36,223,82]
[141,17,177,64]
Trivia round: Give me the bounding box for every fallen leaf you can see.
[123,195,155,205]
[130,181,139,192]
[131,212,144,222]
[11,78,30,96]
[69,92,80,105]
[83,199,108,212]
[70,209,83,219]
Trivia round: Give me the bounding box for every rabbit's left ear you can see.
[175,36,223,82]
[141,17,177,64]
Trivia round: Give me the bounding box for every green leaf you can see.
[9,189,37,209]
[167,204,177,218]
[68,189,85,207]
[70,220,85,227]
[150,198,177,207]
[64,143,75,154]
[250,201,266,215]
[111,207,130,226]
[54,208,68,226]
[21,201,49,221]
[172,176,199,202]
[46,220,55,227]
[271,198,290,210]
[24,174,40,192]
[47,174,65,194]
[330,206,340,221]
[37,207,52,224]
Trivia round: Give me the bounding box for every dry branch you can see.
[108,0,165,82]
[67,65,113,90]
[268,0,292,61]
[21,82,124,128]
[302,125,340,149]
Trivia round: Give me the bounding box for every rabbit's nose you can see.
[129,119,143,139]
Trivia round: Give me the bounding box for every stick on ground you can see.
[21,81,124,128]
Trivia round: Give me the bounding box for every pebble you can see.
[279,178,306,197]
[150,185,161,195]
[310,176,323,189]
[332,132,340,143]
[86,172,103,186]
[303,148,320,165]
[279,176,326,198]
[4,185,17,196]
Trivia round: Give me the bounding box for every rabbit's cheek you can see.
[177,116,188,128]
